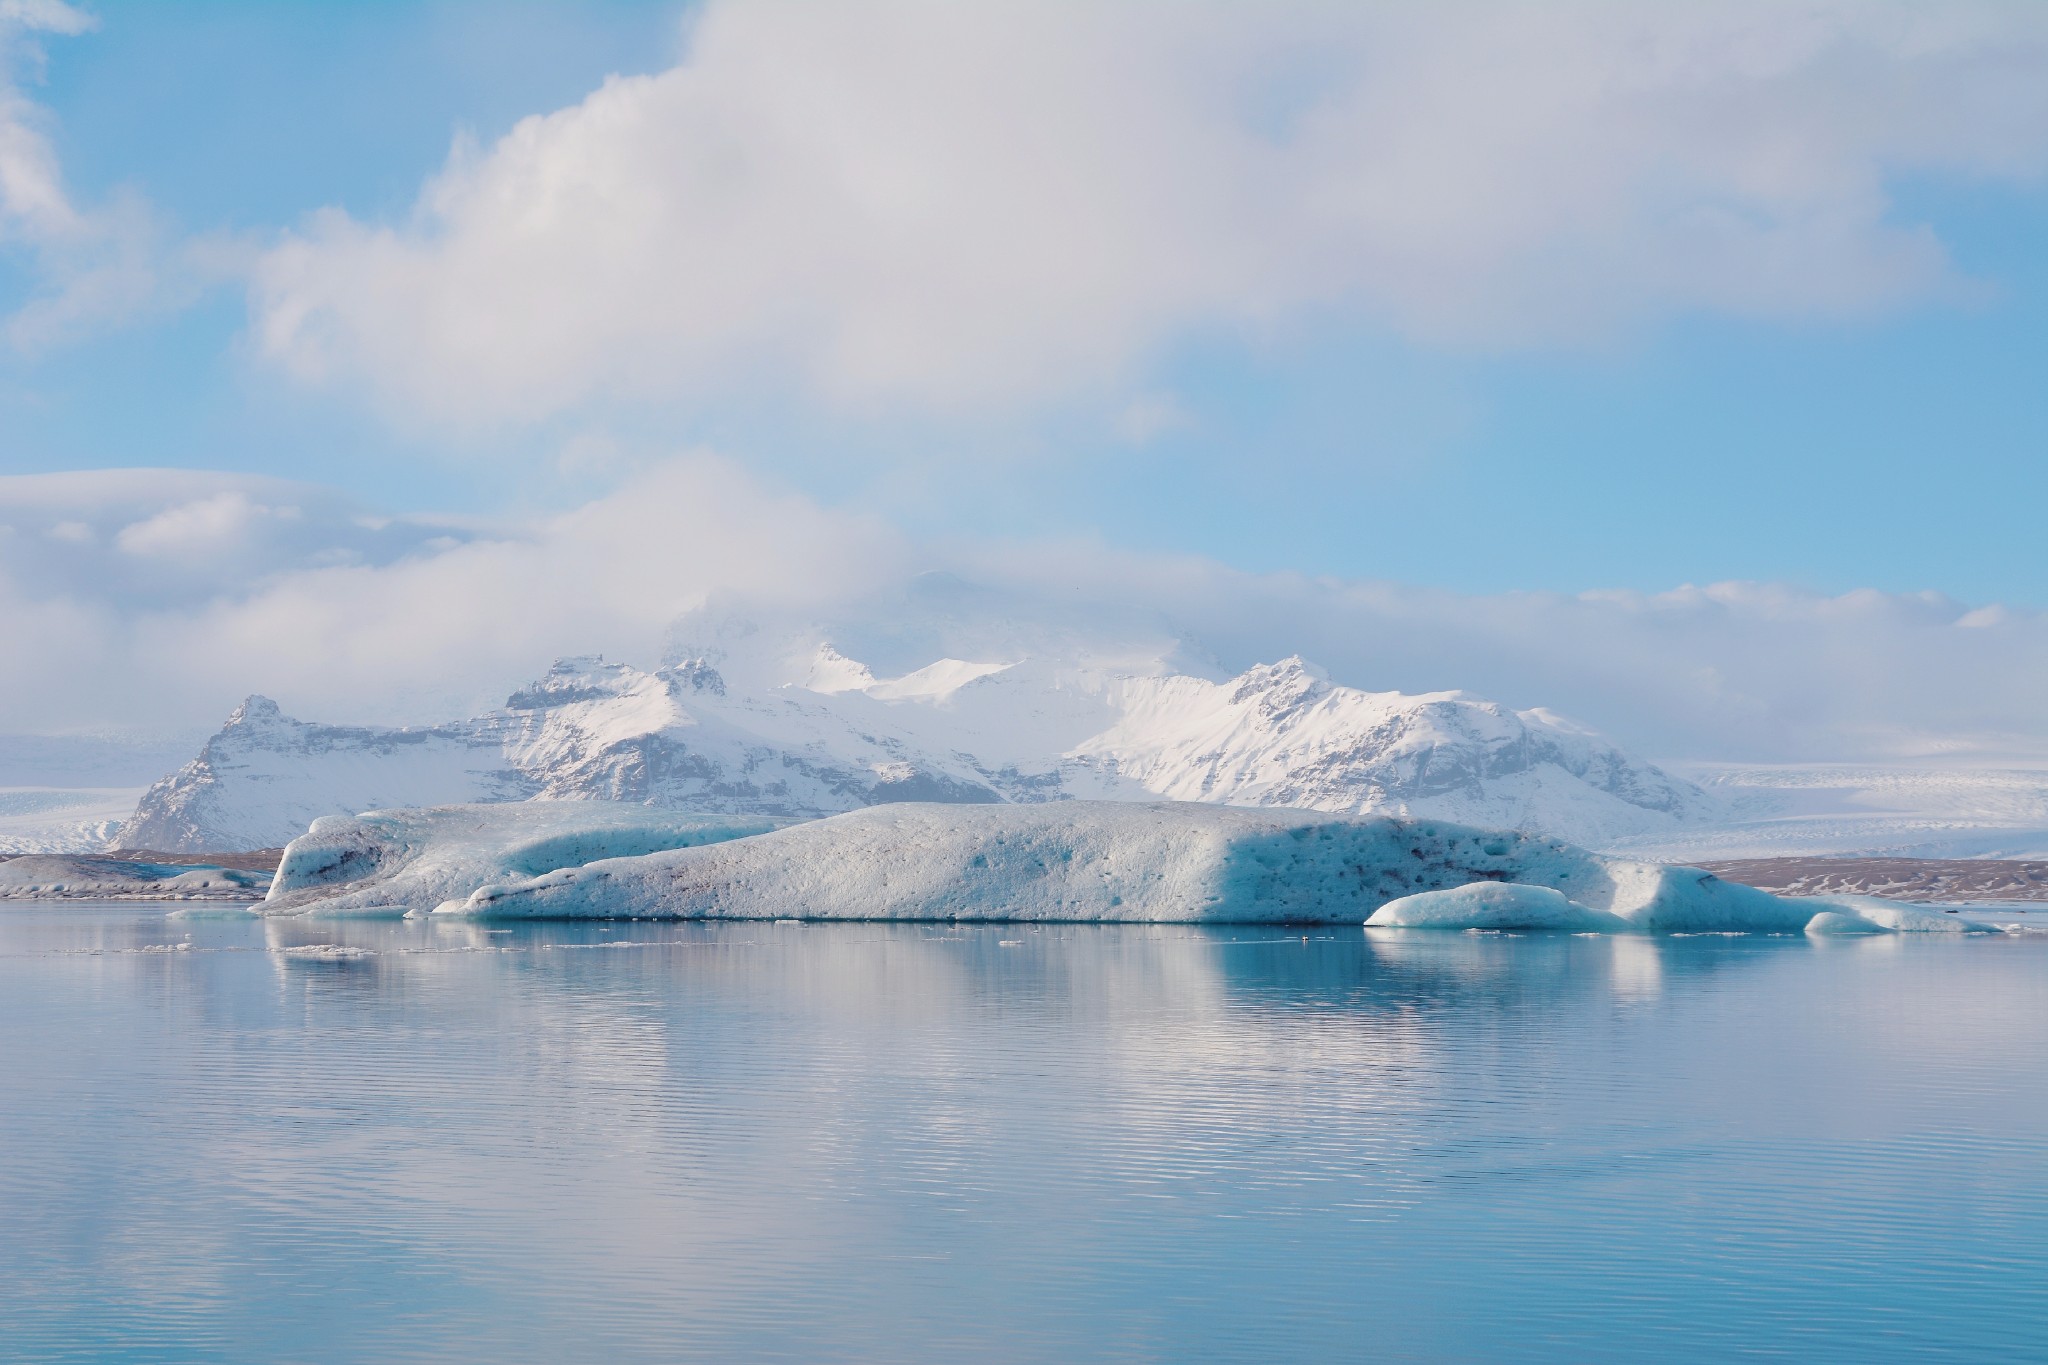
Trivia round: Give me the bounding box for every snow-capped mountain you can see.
[114,696,532,853]
[117,633,1712,852]
[115,657,1004,852]
[1063,657,1707,839]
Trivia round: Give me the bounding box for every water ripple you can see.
[0,907,2043,1362]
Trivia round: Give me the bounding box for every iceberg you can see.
[421,801,1840,931]
[256,799,2008,935]
[436,802,1610,923]
[261,802,787,916]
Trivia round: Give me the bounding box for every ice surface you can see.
[261,802,787,916]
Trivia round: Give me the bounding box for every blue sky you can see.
[1,0,2042,604]
[4,1,2048,741]
[2,0,684,510]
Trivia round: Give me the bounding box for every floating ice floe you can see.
[279,943,376,961]
[165,904,261,920]
[261,802,788,916]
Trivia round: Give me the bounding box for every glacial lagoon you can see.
[3,904,2045,1362]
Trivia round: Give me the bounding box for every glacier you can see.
[243,799,1994,935]
[1607,763,2048,862]
[0,787,147,855]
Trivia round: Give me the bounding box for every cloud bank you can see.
[252,0,2048,428]
[0,460,910,734]
[4,461,2046,769]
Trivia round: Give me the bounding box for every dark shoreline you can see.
[0,848,283,872]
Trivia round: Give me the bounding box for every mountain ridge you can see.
[116,641,1712,853]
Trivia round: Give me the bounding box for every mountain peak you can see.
[1229,656,1331,707]
[504,657,646,710]
[227,695,285,726]
[660,658,728,696]
[802,643,876,694]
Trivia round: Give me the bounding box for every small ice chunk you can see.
[1366,882,1630,932]
[1804,895,1995,935]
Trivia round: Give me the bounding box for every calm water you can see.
[2,906,2045,1363]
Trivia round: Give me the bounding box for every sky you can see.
[2,0,2047,758]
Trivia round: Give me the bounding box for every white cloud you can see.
[3,459,2047,771]
[113,491,304,561]
[1024,562,2048,765]
[252,0,2048,429]
[0,0,175,348]
[0,458,911,730]
[0,468,475,610]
